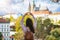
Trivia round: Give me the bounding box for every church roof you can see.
[32,10,51,15]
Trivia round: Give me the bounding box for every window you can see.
[6,29,7,32]
[7,38,8,40]
[6,33,7,36]
[7,25,9,27]
[34,7,39,11]
[4,33,6,36]
[0,29,2,32]
[2,25,3,28]
[7,29,8,32]
[4,38,8,40]
[4,25,6,27]
[7,33,8,36]
[6,25,7,28]
[0,24,2,28]
[7,25,9,28]
[4,29,6,32]
[3,33,4,36]
[2,29,3,32]
[3,24,5,28]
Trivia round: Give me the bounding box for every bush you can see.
[0,32,2,40]
[50,28,60,38]
[45,28,60,40]
[45,35,56,40]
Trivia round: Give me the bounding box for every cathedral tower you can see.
[28,0,35,12]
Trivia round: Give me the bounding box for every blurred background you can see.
[0,0,60,40]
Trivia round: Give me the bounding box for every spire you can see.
[39,4,40,10]
[30,0,35,12]
[28,2,31,12]
[33,0,35,9]
[28,0,35,12]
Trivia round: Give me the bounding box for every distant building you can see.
[0,18,10,40]
[28,1,52,18]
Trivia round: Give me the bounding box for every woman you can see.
[20,12,37,40]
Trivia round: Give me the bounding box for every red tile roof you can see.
[0,18,10,23]
[32,10,51,15]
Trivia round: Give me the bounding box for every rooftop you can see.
[32,10,51,15]
[49,12,60,15]
[0,18,10,23]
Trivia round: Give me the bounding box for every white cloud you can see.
[47,4,60,12]
[38,1,60,12]
[0,0,10,5]
[0,0,29,15]
[0,0,60,15]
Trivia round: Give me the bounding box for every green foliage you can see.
[15,16,22,32]
[45,35,56,40]
[6,18,10,21]
[43,18,51,27]
[50,28,60,38]
[0,32,2,40]
[35,17,54,39]
[43,18,53,35]
[57,20,60,24]
[35,17,45,39]
[37,17,42,30]
[10,16,15,22]
[45,28,60,40]
[14,16,24,40]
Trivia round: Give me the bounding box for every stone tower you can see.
[28,0,35,13]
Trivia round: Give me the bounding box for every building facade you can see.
[0,18,10,40]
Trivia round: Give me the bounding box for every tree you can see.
[0,32,2,40]
[50,28,60,38]
[43,18,51,27]
[35,17,45,40]
[43,18,52,35]
[14,16,24,40]
[45,35,56,40]
[14,31,24,40]
[45,28,60,40]
[15,16,22,32]
[57,20,60,24]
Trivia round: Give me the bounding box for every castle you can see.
[28,0,52,17]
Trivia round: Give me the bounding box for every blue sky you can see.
[0,0,60,15]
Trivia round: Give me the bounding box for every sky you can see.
[0,0,60,16]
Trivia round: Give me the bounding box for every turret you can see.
[28,0,35,12]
